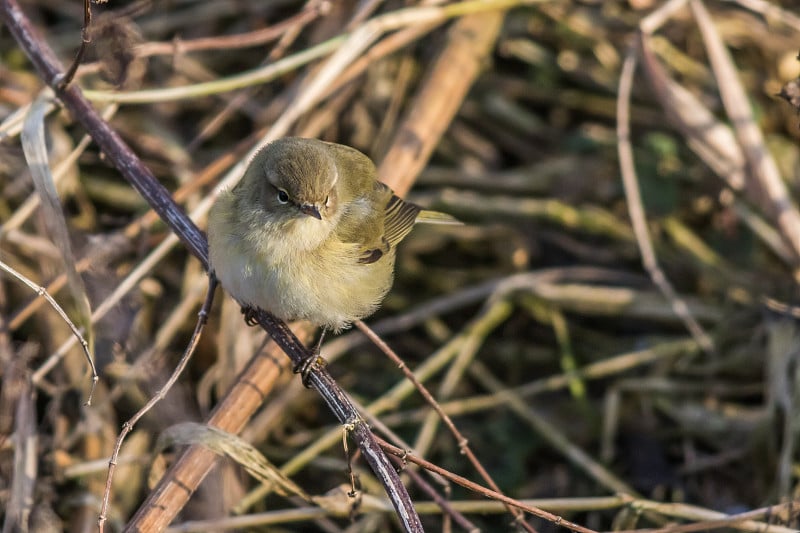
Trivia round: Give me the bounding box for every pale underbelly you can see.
[217,244,394,332]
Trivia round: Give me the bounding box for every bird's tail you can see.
[415,209,462,225]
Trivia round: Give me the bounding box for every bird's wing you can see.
[356,194,420,264]
[335,182,428,264]
[356,193,422,264]
[357,244,389,264]
[383,194,421,247]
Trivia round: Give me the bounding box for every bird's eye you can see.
[277,189,289,204]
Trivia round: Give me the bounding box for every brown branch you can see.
[378,437,599,533]
[387,454,480,533]
[356,320,537,532]
[132,3,327,58]
[377,11,504,195]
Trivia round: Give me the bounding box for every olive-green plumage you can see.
[207,137,458,332]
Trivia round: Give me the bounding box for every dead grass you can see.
[2,0,800,531]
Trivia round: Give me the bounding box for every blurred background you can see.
[2,0,800,531]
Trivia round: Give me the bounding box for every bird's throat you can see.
[287,215,333,251]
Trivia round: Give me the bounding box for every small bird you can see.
[207,137,458,339]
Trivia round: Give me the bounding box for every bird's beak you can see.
[299,203,322,220]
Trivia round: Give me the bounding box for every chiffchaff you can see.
[207,137,458,334]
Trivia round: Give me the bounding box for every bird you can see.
[207,137,458,351]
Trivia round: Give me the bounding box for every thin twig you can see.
[621,499,799,533]
[355,319,538,533]
[97,277,217,532]
[133,2,328,58]
[616,48,715,354]
[377,437,598,533]
[388,454,480,533]
[57,0,91,89]
[0,258,97,405]
[186,0,328,151]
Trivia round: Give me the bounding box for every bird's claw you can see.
[241,306,259,326]
[294,351,327,388]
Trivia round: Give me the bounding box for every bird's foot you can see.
[241,306,259,326]
[293,352,327,388]
[294,329,328,388]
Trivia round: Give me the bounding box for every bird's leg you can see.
[241,306,259,326]
[242,307,324,386]
[294,328,328,387]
